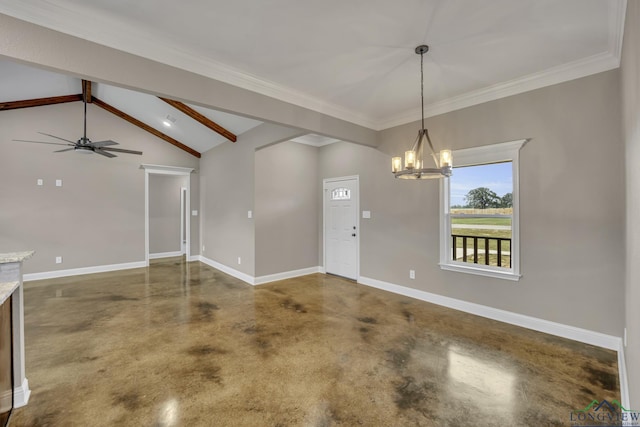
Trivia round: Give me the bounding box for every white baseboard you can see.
[149,251,184,260]
[254,266,322,285]
[13,377,30,408]
[358,276,622,351]
[196,257,321,286]
[618,343,630,409]
[23,261,147,282]
[199,256,255,285]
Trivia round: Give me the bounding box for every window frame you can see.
[439,139,527,281]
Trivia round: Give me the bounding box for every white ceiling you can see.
[0,0,626,131]
[93,84,262,153]
[0,59,263,153]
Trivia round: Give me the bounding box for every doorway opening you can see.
[142,164,194,266]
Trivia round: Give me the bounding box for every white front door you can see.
[324,177,358,280]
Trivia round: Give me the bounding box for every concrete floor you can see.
[10,257,619,426]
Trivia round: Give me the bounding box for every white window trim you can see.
[439,139,528,281]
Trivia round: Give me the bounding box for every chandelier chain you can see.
[420,50,425,132]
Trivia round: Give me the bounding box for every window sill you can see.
[439,263,521,281]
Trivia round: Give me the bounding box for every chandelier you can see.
[392,45,452,179]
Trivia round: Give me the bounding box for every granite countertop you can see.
[0,280,20,305]
[0,251,35,264]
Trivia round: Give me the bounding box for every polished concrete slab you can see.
[11,258,619,426]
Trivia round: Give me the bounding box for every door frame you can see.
[180,187,187,254]
[322,175,360,280]
[141,164,194,266]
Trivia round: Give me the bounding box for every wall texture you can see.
[255,141,319,276]
[0,102,199,274]
[319,69,625,337]
[149,174,186,254]
[199,123,304,277]
[621,0,640,408]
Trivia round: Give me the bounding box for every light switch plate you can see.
[248,210,253,219]
[37,179,44,186]
[362,210,371,219]
[55,179,62,187]
[192,210,198,216]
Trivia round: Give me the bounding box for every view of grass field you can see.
[450,214,512,267]
[450,163,513,268]
[450,208,513,215]
[451,217,511,226]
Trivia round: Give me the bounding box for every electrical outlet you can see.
[237,257,242,265]
[192,210,198,216]
[37,179,44,186]
[248,210,253,219]
[55,256,63,264]
[409,269,415,279]
[55,179,63,187]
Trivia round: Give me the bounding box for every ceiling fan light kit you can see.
[391,45,452,180]
[12,82,143,158]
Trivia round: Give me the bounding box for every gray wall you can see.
[255,141,319,276]
[621,0,640,408]
[149,174,186,254]
[0,102,199,274]
[199,123,304,277]
[319,69,625,337]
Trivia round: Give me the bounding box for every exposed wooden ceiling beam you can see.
[82,80,92,103]
[92,97,201,158]
[0,94,82,111]
[159,97,237,142]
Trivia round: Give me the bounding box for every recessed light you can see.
[164,114,177,127]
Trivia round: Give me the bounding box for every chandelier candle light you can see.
[392,45,452,179]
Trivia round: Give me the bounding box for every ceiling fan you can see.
[13,81,142,158]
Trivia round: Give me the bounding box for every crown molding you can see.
[290,135,341,147]
[379,50,621,130]
[610,0,627,59]
[0,0,627,132]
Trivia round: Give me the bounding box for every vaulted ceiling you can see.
[0,1,627,145]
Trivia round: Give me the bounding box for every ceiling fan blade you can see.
[101,147,143,155]
[54,148,76,153]
[94,148,117,158]
[91,140,119,147]
[38,132,77,144]
[12,139,74,147]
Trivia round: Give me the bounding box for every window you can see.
[440,140,527,280]
[331,188,351,200]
